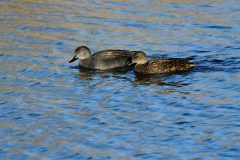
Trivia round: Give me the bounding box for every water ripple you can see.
[1,0,240,159]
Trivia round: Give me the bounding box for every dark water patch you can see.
[0,115,7,119]
[202,138,213,142]
[0,101,8,105]
[210,59,224,63]
[161,134,181,142]
[195,24,232,30]
[219,149,240,159]
[218,46,240,53]
[185,55,198,61]
[28,113,42,117]
[206,26,232,30]
[129,121,142,124]
[29,82,41,87]
[232,47,240,50]
[175,121,190,125]
[61,153,80,159]
[55,42,65,46]
[69,66,79,70]
[133,153,152,159]
[182,113,192,116]
[13,117,22,120]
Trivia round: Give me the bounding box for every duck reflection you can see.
[72,65,191,88]
[75,66,133,81]
[133,72,191,87]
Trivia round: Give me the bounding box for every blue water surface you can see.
[0,0,240,159]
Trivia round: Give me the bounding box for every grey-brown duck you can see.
[69,46,135,70]
[131,51,195,74]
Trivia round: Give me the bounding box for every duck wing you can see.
[150,58,195,72]
[91,50,134,70]
[92,50,133,60]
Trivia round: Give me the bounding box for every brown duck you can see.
[131,51,195,74]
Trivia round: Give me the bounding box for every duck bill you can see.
[128,62,136,66]
[69,56,78,63]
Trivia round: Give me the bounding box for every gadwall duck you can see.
[69,46,135,70]
[131,51,195,74]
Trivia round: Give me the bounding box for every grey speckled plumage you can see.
[132,51,195,74]
[69,46,135,70]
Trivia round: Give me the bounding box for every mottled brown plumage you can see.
[132,51,195,74]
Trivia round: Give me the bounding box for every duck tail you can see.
[189,63,197,69]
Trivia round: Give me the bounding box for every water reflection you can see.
[74,65,192,88]
[68,66,135,85]
[133,72,192,88]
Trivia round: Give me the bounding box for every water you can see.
[0,0,240,159]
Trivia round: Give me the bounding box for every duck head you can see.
[131,51,148,65]
[69,46,91,63]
